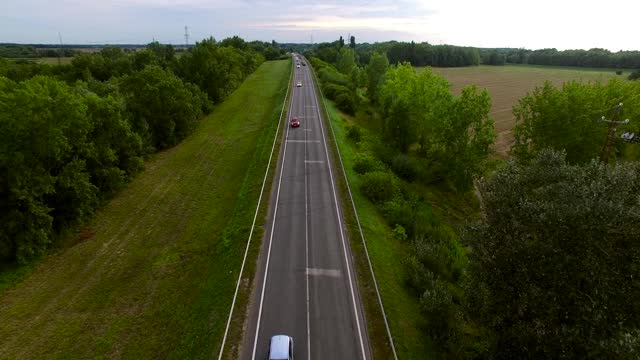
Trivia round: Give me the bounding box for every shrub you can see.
[334,91,355,114]
[615,70,623,75]
[360,171,397,203]
[353,152,384,174]
[392,224,408,242]
[317,67,349,87]
[629,69,640,80]
[346,125,362,143]
[322,83,350,100]
[382,197,415,234]
[391,154,418,181]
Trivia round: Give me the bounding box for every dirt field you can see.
[429,65,623,156]
[8,57,74,65]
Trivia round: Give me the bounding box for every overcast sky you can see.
[1,0,637,51]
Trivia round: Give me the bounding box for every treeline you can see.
[0,44,76,58]
[309,38,640,358]
[308,46,362,115]
[308,39,480,67]
[495,47,640,69]
[0,37,285,264]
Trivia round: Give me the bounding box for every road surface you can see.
[240,55,371,360]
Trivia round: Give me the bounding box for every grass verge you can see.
[0,59,291,359]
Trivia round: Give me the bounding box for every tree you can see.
[175,37,263,103]
[512,80,640,164]
[0,76,97,261]
[378,64,495,189]
[483,50,505,65]
[147,41,176,67]
[119,65,212,150]
[465,149,640,358]
[378,64,452,152]
[431,86,496,189]
[339,36,345,48]
[132,50,159,71]
[349,35,356,49]
[336,47,356,75]
[378,64,427,152]
[220,35,247,50]
[83,92,144,195]
[366,51,389,103]
[0,57,9,77]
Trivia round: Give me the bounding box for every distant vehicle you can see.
[268,335,294,360]
[290,116,300,128]
[302,62,306,66]
[296,64,300,68]
[296,82,302,87]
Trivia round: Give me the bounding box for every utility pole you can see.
[599,103,629,164]
[184,26,189,49]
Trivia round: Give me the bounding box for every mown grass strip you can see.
[0,59,291,359]
[219,58,294,360]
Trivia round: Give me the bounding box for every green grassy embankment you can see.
[0,59,290,358]
[319,99,435,359]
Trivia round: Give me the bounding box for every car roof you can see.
[269,335,291,359]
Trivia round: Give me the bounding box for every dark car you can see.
[290,116,300,128]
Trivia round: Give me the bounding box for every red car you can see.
[290,116,300,128]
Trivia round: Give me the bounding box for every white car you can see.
[269,335,294,360]
[296,65,300,68]
[296,82,302,87]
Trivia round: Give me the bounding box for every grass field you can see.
[0,59,290,358]
[428,64,623,155]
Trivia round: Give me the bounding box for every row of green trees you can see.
[308,40,480,68]
[310,47,362,115]
[0,37,282,263]
[309,38,640,358]
[501,47,640,69]
[0,44,76,58]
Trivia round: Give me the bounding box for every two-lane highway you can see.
[240,56,371,359]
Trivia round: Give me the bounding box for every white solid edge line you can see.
[310,60,399,359]
[250,57,297,360]
[308,58,367,360]
[217,58,294,360]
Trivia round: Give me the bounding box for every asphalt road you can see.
[240,56,371,360]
